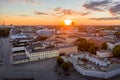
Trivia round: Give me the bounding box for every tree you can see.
[112,45,120,58]
[57,56,64,65]
[101,42,107,49]
[74,38,88,51]
[60,62,70,72]
[74,38,98,52]
[36,36,48,41]
[88,46,96,54]
[114,32,120,38]
[0,28,10,38]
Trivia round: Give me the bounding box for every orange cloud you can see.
[54,7,90,16]
[34,11,48,15]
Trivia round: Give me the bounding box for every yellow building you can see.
[58,45,78,55]
[26,47,59,61]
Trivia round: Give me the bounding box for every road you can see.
[0,38,12,79]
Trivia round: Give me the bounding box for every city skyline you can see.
[0,0,120,25]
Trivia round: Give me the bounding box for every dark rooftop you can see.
[13,54,29,61]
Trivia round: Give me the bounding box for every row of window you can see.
[30,53,59,60]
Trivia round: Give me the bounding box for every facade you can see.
[13,54,29,64]
[26,45,78,61]
[12,42,78,64]
[65,37,78,44]
[12,46,25,51]
[74,64,120,79]
[12,47,26,56]
[96,50,113,58]
[58,45,78,55]
[26,48,59,61]
[12,47,29,64]
[37,29,55,36]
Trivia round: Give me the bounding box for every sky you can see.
[0,0,120,25]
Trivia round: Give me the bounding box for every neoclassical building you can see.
[26,47,59,61]
[12,43,78,64]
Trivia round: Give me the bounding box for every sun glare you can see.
[64,19,72,25]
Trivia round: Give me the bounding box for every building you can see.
[13,54,29,64]
[25,44,78,61]
[107,42,120,50]
[96,50,113,58]
[58,45,78,55]
[12,41,78,64]
[12,47,29,64]
[65,36,78,44]
[12,47,26,56]
[36,28,55,36]
[26,46,59,61]
[62,53,120,79]
[11,34,34,47]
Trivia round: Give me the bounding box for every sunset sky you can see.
[0,0,120,25]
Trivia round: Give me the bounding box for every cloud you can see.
[24,0,44,4]
[54,7,78,15]
[109,3,120,15]
[19,15,28,17]
[89,16,120,20]
[34,11,48,15]
[80,11,90,16]
[33,7,90,17]
[2,0,45,5]
[54,7,89,16]
[83,0,111,11]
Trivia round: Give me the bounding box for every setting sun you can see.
[64,19,72,25]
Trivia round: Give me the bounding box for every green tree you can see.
[114,32,120,38]
[61,62,70,72]
[112,45,120,58]
[74,38,98,52]
[0,28,10,37]
[74,38,88,51]
[101,42,107,49]
[57,56,64,65]
[88,46,96,54]
[36,36,48,41]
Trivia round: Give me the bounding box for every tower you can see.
[2,21,5,26]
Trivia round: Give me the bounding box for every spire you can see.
[3,21,5,26]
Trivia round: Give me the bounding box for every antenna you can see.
[3,21,5,26]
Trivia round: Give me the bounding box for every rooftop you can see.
[26,44,76,54]
[13,50,25,54]
[68,53,120,72]
[13,54,29,61]
[98,50,111,53]
[26,47,58,54]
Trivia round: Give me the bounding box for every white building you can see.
[62,53,120,79]
[13,54,29,64]
[65,37,78,44]
[25,44,78,61]
[12,47,29,64]
[58,45,78,55]
[107,42,120,50]
[12,47,26,56]
[37,28,55,36]
[26,48,59,61]
[12,42,78,64]
[97,50,113,58]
